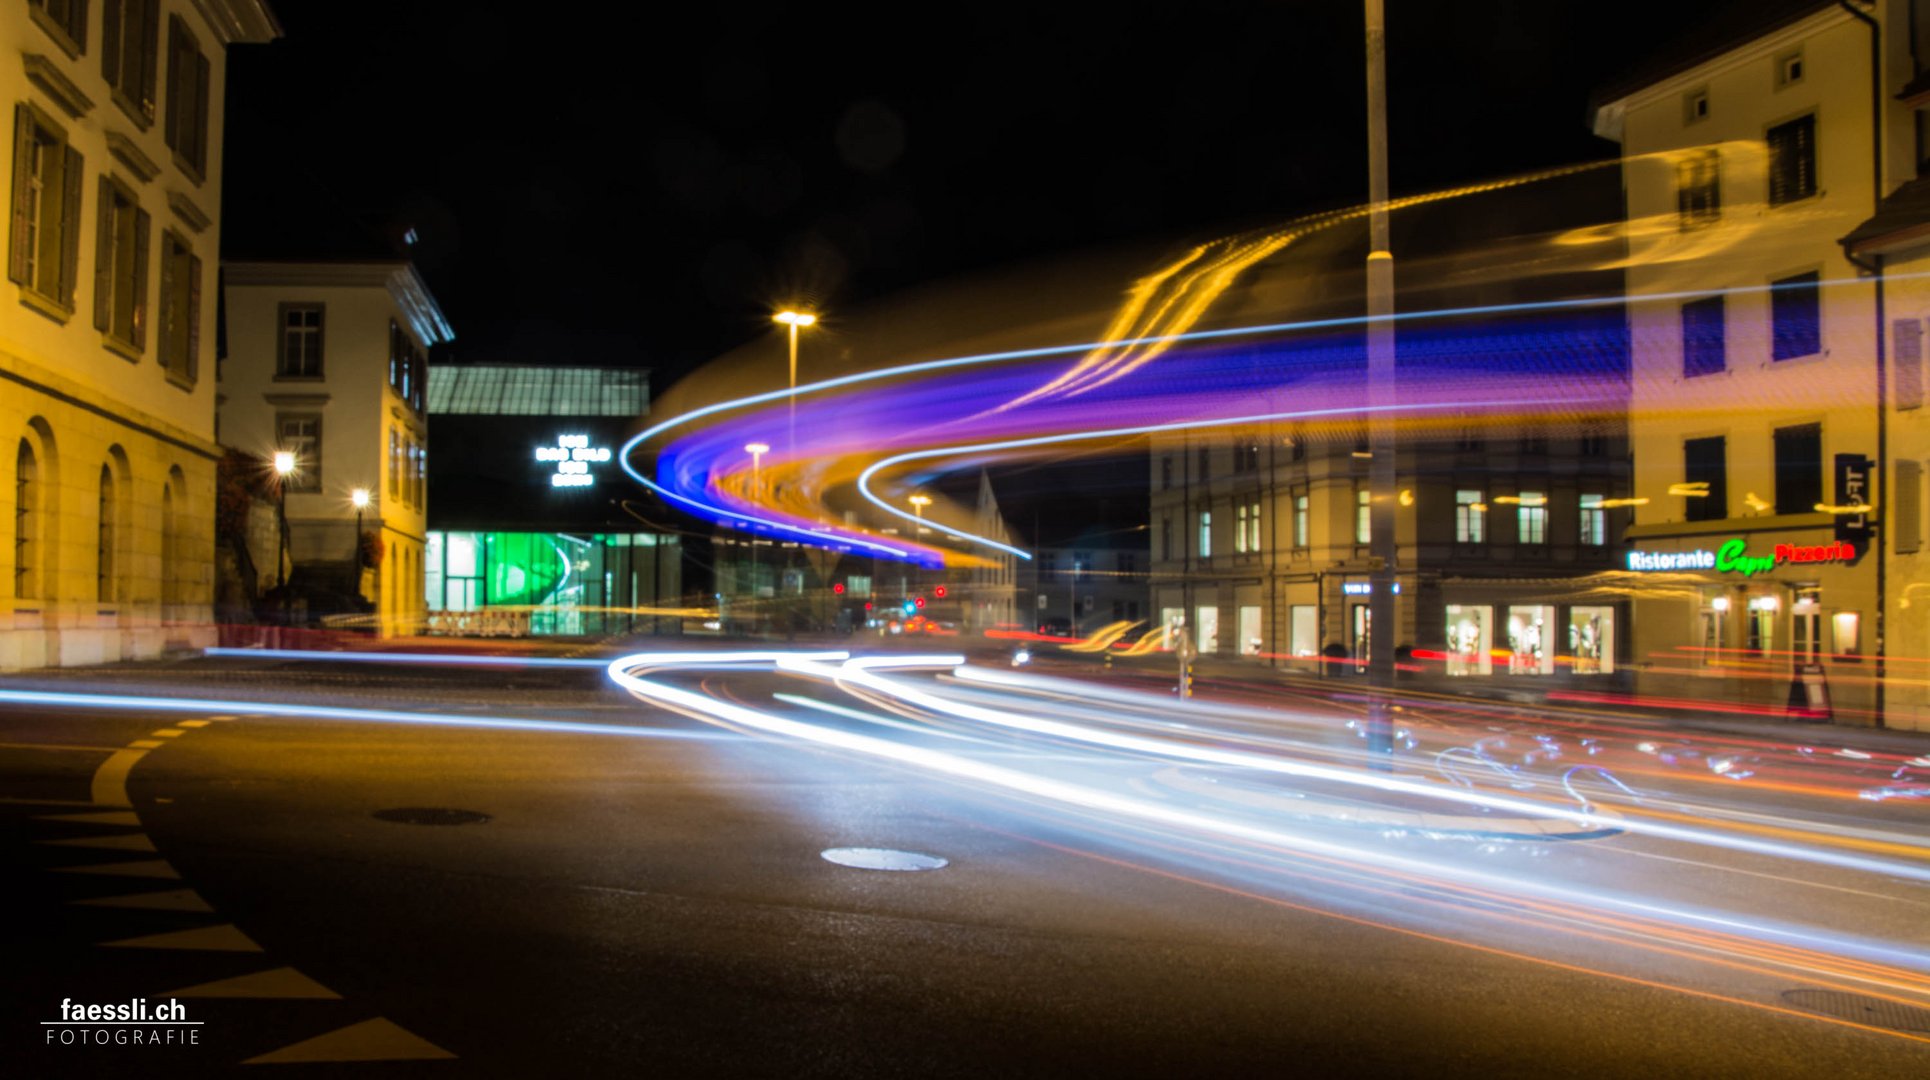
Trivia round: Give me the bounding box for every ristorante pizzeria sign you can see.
[1627,538,1858,576]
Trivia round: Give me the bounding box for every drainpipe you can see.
[1840,0,1887,727]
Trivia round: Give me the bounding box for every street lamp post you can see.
[745,443,771,634]
[1364,0,1398,769]
[908,493,931,532]
[273,451,296,629]
[351,487,370,618]
[773,310,816,458]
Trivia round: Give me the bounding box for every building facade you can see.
[424,363,682,637]
[1150,419,1632,681]
[219,259,451,634]
[1592,0,1928,727]
[2,0,277,668]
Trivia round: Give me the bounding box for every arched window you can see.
[15,439,38,599]
[97,464,116,602]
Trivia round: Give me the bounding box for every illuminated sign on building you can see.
[536,434,611,488]
[1341,581,1402,595]
[1626,538,1857,577]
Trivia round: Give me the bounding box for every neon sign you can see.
[1627,538,1856,577]
[537,434,611,488]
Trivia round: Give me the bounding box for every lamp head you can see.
[273,451,296,476]
[773,310,817,327]
[744,442,771,456]
[351,488,371,509]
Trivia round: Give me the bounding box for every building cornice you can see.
[1590,5,1852,142]
[224,260,454,347]
[188,0,283,45]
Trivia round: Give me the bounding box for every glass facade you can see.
[425,531,679,636]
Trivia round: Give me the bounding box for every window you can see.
[1898,459,1922,555]
[1580,431,1606,457]
[97,464,116,602]
[276,414,321,492]
[1676,149,1720,229]
[28,0,87,56]
[1235,504,1249,553]
[14,439,39,599]
[94,174,150,356]
[1293,493,1309,548]
[1684,436,1728,522]
[1771,271,1821,360]
[1774,47,1804,88]
[1773,423,1822,515]
[1519,433,1548,455]
[1198,509,1211,558]
[158,230,200,384]
[1116,551,1135,575]
[1517,492,1547,545]
[1245,500,1261,552]
[1160,514,1171,561]
[1160,454,1172,490]
[1446,606,1492,676]
[1289,605,1317,658]
[1579,493,1606,546]
[1455,428,1483,452]
[1289,433,1305,462]
[1682,296,1725,377]
[277,303,324,378]
[103,0,160,125]
[9,102,83,317]
[414,440,425,508]
[1767,114,1816,206]
[1683,88,1710,125]
[1197,446,1210,483]
[1897,318,1924,410]
[163,16,210,180]
[1234,441,1261,472]
[1456,489,1486,543]
[1355,488,1371,544]
[388,428,400,498]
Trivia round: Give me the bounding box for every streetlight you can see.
[1363,0,1397,770]
[773,309,816,456]
[908,493,932,530]
[350,487,370,591]
[745,442,770,493]
[273,451,296,628]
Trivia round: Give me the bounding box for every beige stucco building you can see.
[1594,0,1930,729]
[2,0,277,669]
[219,259,450,635]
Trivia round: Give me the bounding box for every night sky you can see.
[221,1,1708,390]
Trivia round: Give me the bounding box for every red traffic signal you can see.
[832,582,846,595]
[934,584,947,598]
[863,601,873,611]
[914,596,926,609]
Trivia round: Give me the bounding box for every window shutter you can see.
[1897,318,1923,410]
[58,145,84,310]
[138,0,159,119]
[157,235,174,368]
[192,52,210,173]
[163,21,180,151]
[1898,459,1923,555]
[185,251,201,381]
[93,178,112,330]
[130,206,149,348]
[101,0,122,90]
[11,105,34,285]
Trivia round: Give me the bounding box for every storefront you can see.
[1624,530,1874,720]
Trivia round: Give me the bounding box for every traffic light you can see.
[901,600,916,616]
[832,582,846,595]
[864,601,873,611]
[914,596,926,610]
[934,584,947,599]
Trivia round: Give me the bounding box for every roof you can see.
[1841,176,1930,257]
[1588,0,1840,138]
[224,259,455,347]
[428,364,650,417]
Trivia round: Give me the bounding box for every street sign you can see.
[1834,453,1873,553]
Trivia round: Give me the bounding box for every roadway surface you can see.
[4,645,1928,1077]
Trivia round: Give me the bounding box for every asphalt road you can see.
[4,650,1928,1077]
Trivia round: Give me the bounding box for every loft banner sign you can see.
[1834,453,1873,548]
[1627,537,1858,577]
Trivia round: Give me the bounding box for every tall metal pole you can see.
[1365,0,1398,767]
[787,322,799,458]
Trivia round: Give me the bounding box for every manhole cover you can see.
[372,807,491,826]
[1781,989,1930,1033]
[820,847,948,871]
